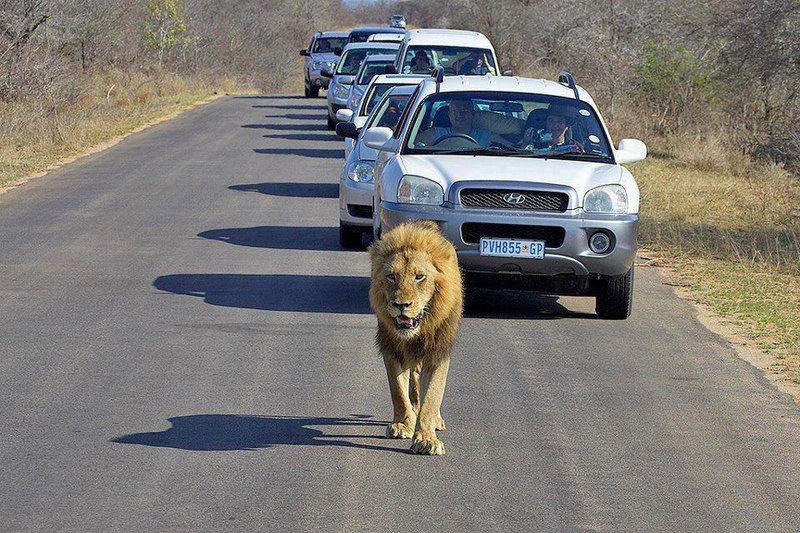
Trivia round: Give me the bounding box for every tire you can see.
[309,85,319,98]
[327,115,336,131]
[595,266,634,320]
[339,224,363,249]
[304,83,311,97]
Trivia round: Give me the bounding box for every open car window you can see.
[366,94,412,130]
[404,91,613,163]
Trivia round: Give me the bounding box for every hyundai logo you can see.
[503,192,526,205]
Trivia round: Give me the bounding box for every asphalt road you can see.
[1,95,799,532]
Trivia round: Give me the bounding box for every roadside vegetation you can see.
[2,1,798,384]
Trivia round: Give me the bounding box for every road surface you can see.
[1,95,799,532]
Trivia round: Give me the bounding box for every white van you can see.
[391,29,502,76]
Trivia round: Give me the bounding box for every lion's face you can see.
[378,248,438,339]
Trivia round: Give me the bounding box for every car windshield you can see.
[357,61,392,85]
[404,91,614,162]
[402,46,496,75]
[313,37,346,54]
[336,48,396,75]
[367,93,412,130]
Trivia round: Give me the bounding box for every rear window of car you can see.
[357,61,392,85]
[336,48,397,75]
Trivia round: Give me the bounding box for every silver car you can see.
[299,31,347,98]
[337,85,416,248]
[322,42,400,130]
[346,54,398,114]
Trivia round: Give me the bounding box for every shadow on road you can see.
[153,274,372,314]
[262,133,336,142]
[254,104,326,110]
[242,123,328,132]
[234,95,306,100]
[112,414,402,453]
[199,226,357,252]
[253,147,343,159]
[283,112,324,121]
[229,182,337,198]
[465,289,598,320]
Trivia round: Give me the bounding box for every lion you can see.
[369,220,463,455]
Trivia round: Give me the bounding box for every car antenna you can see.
[432,66,445,92]
[558,71,580,100]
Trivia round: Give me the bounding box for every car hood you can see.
[396,154,622,204]
[311,52,339,62]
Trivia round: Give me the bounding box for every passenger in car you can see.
[406,51,432,74]
[415,99,524,148]
[544,106,584,151]
[458,52,491,75]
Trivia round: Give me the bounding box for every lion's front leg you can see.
[411,357,450,456]
[383,352,416,439]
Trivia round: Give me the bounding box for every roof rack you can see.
[558,71,580,100]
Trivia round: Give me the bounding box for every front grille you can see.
[347,204,373,218]
[460,189,569,212]
[461,223,565,248]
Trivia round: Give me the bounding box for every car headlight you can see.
[312,61,324,70]
[348,161,374,183]
[584,184,628,214]
[333,83,350,99]
[397,175,444,205]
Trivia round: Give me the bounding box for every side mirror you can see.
[363,126,394,150]
[502,69,514,76]
[615,139,647,164]
[336,108,354,122]
[336,121,360,139]
[384,64,398,74]
[321,68,333,78]
[299,49,310,57]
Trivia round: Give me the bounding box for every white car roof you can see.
[362,54,397,63]
[341,42,400,53]
[317,31,349,38]
[416,75,595,106]
[402,29,494,49]
[370,74,428,86]
[367,33,405,43]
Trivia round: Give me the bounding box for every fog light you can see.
[589,232,612,254]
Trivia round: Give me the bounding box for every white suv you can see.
[364,71,647,319]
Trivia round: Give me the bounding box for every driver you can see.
[544,106,583,151]
[458,52,491,75]
[416,99,524,148]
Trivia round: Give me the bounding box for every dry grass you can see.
[0,70,243,185]
[631,139,800,383]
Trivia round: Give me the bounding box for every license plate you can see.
[479,238,545,259]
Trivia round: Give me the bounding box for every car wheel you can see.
[595,266,634,320]
[309,86,320,98]
[304,84,311,97]
[339,224,363,249]
[327,115,336,130]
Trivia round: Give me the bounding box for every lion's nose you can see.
[392,301,413,311]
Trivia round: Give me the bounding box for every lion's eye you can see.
[415,274,426,282]
[386,274,396,282]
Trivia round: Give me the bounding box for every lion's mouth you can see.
[394,315,421,330]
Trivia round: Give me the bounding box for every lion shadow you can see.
[153,274,372,314]
[111,414,402,453]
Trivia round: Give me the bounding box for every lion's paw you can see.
[386,421,415,439]
[411,432,446,456]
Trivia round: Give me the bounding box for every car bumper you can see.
[308,72,330,88]
[379,202,638,277]
[339,176,375,227]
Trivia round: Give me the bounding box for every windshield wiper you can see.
[544,151,613,162]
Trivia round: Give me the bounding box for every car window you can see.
[313,37,346,55]
[403,91,613,162]
[357,61,392,85]
[336,48,397,75]
[402,46,496,76]
[366,94,412,130]
[393,85,422,138]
